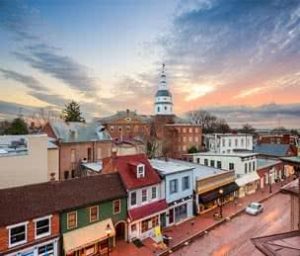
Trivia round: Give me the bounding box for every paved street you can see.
[172,192,291,256]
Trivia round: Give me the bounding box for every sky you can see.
[0,0,299,128]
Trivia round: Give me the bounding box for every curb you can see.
[157,189,281,256]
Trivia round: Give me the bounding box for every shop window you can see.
[141,216,158,233]
[175,204,187,222]
[67,211,77,229]
[38,243,54,256]
[90,206,99,222]
[113,200,121,214]
[35,216,51,239]
[9,223,27,247]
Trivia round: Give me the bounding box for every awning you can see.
[199,182,239,204]
[128,199,168,221]
[63,218,115,254]
[235,172,260,187]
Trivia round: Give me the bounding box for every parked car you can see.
[245,202,263,215]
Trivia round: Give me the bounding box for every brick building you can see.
[43,121,112,180]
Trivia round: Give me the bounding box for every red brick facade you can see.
[0,214,59,254]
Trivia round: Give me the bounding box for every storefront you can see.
[63,218,115,256]
[236,172,260,197]
[6,238,59,256]
[198,182,239,213]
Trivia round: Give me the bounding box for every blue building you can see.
[150,159,194,227]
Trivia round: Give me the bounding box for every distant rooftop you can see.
[257,158,282,169]
[0,135,28,157]
[150,159,194,176]
[254,143,291,157]
[185,152,258,158]
[165,159,228,180]
[48,120,111,143]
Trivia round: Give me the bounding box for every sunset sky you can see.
[0,0,300,128]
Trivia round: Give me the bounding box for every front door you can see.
[115,222,125,240]
[168,208,174,225]
[160,213,166,228]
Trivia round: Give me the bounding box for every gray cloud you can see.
[198,103,300,128]
[13,46,97,93]
[0,68,45,91]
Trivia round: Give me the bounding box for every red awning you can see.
[129,199,168,221]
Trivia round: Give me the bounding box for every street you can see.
[172,192,291,256]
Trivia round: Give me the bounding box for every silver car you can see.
[245,202,263,215]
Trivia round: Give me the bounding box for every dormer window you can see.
[137,164,145,178]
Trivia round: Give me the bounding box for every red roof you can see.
[128,199,168,221]
[102,154,161,190]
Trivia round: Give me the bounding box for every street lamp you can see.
[219,188,224,218]
[268,171,273,193]
[105,223,112,256]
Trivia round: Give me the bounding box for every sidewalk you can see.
[111,178,293,256]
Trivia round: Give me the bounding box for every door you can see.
[115,222,125,240]
[168,208,174,225]
[160,213,166,228]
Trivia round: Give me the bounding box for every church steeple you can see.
[154,64,173,115]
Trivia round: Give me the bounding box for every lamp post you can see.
[268,170,273,193]
[105,223,112,256]
[219,188,224,218]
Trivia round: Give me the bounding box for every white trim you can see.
[6,221,29,229]
[7,222,28,248]
[34,215,52,240]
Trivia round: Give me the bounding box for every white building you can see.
[154,64,173,115]
[0,134,59,189]
[150,159,194,227]
[204,133,253,154]
[188,152,260,197]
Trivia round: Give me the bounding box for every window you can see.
[183,128,186,133]
[222,138,225,147]
[90,206,99,222]
[210,160,215,167]
[35,217,50,239]
[137,164,145,178]
[189,128,193,133]
[252,161,256,171]
[164,106,167,110]
[67,211,77,229]
[217,161,222,169]
[151,186,157,199]
[131,192,137,206]
[131,224,137,232]
[9,223,27,247]
[170,179,178,194]
[97,147,102,161]
[38,243,54,256]
[204,159,208,166]
[228,139,232,147]
[235,139,238,147]
[71,149,76,163]
[248,162,251,172]
[229,163,234,170]
[141,216,159,233]
[245,163,248,173]
[241,139,244,146]
[85,245,95,256]
[157,106,160,112]
[189,136,193,142]
[183,136,187,142]
[64,171,69,180]
[197,158,200,164]
[182,176,190,190]
[113,200,121,214]
[142,189,147,202]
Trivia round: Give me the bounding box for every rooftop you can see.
[257,158,282,169]
[167,159,228,180]
[185,152,258,158]
[48,120,111,143]
[150,159,194,176]
[0,173,126,226]
[254,144,291,157]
